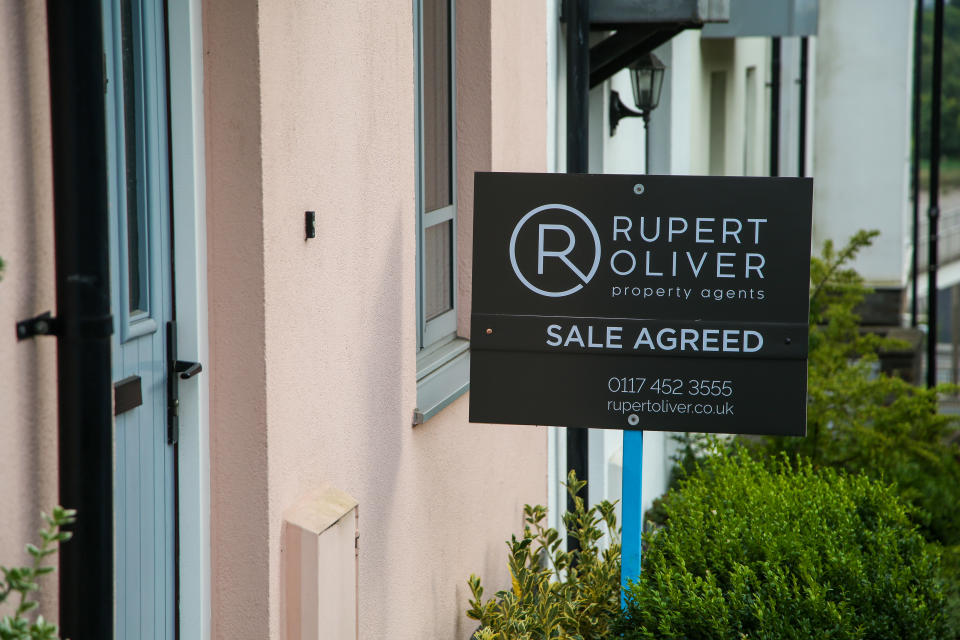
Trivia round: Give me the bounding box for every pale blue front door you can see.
[104,0,177,636]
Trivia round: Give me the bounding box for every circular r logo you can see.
[509,204,601,297]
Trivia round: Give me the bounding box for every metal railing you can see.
[914,204,960,270]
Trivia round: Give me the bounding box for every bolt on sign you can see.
[469,173,814,436]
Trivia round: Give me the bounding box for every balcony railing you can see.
[913,203,960,273]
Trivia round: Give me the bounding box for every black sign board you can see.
[469,173,813,436]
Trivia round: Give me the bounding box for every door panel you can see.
[104,0,177,637]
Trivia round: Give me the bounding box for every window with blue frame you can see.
[415,0,469,423]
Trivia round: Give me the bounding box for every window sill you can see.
[414,337,470,425]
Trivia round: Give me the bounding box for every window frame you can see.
[107,0,166,344]
[414,0,469,424]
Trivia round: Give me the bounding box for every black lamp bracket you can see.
[609,90,648,136]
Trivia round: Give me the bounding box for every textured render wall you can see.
[203,0,270,637]
[0,0,58,615]
[813,0,913,287]
[456,0,492,336]
[251,2,548,640]
[490,0,548,173]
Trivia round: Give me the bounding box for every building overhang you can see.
[702,0,818,38]
[584,0,730,87]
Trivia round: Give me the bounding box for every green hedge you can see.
[621,451,946,640]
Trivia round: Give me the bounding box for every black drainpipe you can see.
[770,37,781,177]
[47,2,115,637]
[927,0,944,388]
[565,0,590,550]
[798,37,808,177]
[911,0,923,328]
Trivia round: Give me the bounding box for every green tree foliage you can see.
[620,451,946,640]
[0,507,75,640]
[753,231,960,545]
[467,473,621,640]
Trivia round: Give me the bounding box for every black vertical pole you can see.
[566,0,589,175]
[565,0,590,548]
[643,114,651,174]
[798,37,808,177]
[770,37,781,177]
[911,0,923,328]
[927,0,944,388]
[47,1,115,638]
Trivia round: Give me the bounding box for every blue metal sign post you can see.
[620,430,644,606]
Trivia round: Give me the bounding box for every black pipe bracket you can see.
[16,311,59,341]
[16,311,113,341]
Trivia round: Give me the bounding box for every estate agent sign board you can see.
[469,173,814,436]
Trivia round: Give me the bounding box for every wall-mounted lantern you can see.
[609,52,666,136]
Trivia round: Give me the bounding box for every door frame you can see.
[166,0,210,637]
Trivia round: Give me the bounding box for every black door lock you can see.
[166,321,203,444]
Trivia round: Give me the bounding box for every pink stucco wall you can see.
[0,0,58,617]
[205,0,548,637]
[203,0,271,635]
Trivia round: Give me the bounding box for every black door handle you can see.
[174,360,203,380]
[166,321,203,444]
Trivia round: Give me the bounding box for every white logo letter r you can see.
[538,224,589,282]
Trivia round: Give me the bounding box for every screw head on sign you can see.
[627,414,639,426]
[485,328,493,335]
[633,184,645,195]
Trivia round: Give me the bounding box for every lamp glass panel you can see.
[650,67,665,111]
[631,67,654,112]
